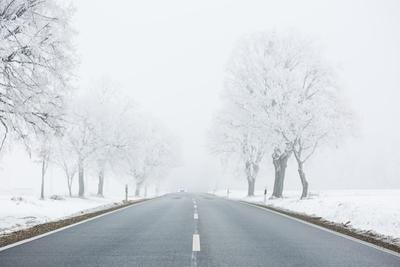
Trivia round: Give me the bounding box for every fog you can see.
[1,0,399,194]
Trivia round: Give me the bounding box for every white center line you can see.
[192,234,201,251]
[191,197,200,267]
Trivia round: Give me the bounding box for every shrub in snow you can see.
[49,195,65,201]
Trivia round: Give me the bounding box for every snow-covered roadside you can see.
[0,194,142,235]
[214,189,400,240]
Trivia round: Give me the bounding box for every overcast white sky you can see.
[2,0,400,194]
[72,0,400,191]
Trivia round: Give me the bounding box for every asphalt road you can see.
[0,193,399,266]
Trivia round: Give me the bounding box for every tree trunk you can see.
[272,155,281,198]
[67,177,72,197]
[277,162,286,197]
[78,158,85,198]
[97,169,104,197]
[135,181,142,197]
[279,151,290,196]
[40,158,46,200]
[297,162,309,199]
[247,179,255,196]
[245,161,258,197]
[64,168,73,197]
[144,184,148,198]
[272,149,291,198]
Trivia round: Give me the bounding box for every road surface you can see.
[0,193,399,266]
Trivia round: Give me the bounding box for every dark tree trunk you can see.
[272,154,281,198]
[78,158,85,198]
[247,179,255,196]
[40,158,46,200]
[272,149,291,198]
[297,162,309,199]
[277,155,289,196]
[97,169,104,197]
[245,161,258,197]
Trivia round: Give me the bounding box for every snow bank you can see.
[0,193,142,235]
[215,189,400,239]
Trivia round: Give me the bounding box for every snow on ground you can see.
[0,192,142,235]
[214,189,400,239]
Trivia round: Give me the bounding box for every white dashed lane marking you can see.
[192,234,201,251]
[192,197,200,267]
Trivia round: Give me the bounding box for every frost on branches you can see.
[210,31,353,198]
[0,0,74,151]
[209,102,266,197]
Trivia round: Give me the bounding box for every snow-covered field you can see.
[0,192,139,235]
[215,189,400,239]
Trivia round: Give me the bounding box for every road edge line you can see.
[237,200,400,258]
[0,197,156,252]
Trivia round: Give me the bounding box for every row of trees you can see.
[1,0,178,199]
[37,82,179,199]
[210,31,353,199]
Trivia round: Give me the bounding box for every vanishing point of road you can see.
[0,193,399,266]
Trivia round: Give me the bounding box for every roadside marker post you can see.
[125,184,128,203]
[264,188,267,204]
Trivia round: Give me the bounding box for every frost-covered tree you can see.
[121,116,179,197]
[87,80,136,197]
[0,0,75,152]
[224,32,289,198]
[34,135,53,199]
[279,75,353,199]
[56,81,149,198]
[225,31,353,198]
[53,133,77,197]
[209,102,266,196]
[51,85,132,198]
[139,122,179,196]
[67,108,98,198]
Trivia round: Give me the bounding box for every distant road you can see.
[0,193,399,266]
